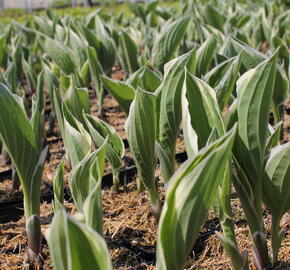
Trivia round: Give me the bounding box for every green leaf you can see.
[94,16,116,73]
[125,88,160,214]
[152,17,190,70]
[205,55,241,110]
[216,232,249,270]
[196,35,217,77]
[83,183,103,235]
[234,51,278,185]
[119,30,139,74]
[44,37,76,75]
[263,142,290,217]
[230,37,288,122]
[157,126,237,270]
[63,105,92,168]
[0,83,39,206]
[157,49,196,183]
[69,141,106,212]
[182,73,225,157]
[87,46,104,107]
[100,75,135,115]
[202,4,226,32]
[63,77,90,124]
[127,66,161,92]
[68,29,87,68]
[47,210,112,270]
[31,72,45,151]
[53,160,65,212]
[84,114,124,170]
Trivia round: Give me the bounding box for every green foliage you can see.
[125,88,160,216]
[47,210,112,270]
[157,127,237,270]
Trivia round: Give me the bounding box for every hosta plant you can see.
[69,141,107,235]
[0,83,48,263]
[84,113,125,191]
[156,48,196,184]
[47,210,112,270]
[125,88,160,218]
[232,51,279,269]
[157,126,237,270]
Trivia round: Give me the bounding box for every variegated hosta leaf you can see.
[63,105,92,168]
[84,114,124,170]
[44,37,76,75]
[69,141,106,212]
[216,232,249,270]
[0,82,48,259]
[234,51,278,186]
[101,75,135,115]
[68,29,87,68]
[182,72,225,157]
[47,210,112,270]
[119,30,139,74]
[125,88,160,215]
[265,122,283,154]
[0,32,8,68]
[0,83,39,214]
[156,49,196,183]
[87,46,104,107]
[196,35,217,77]
[63,77,90,124]
[263,142,290,218]
[94,16,116,73]
[152,16,190,70]
[125,0,146,22]
[126,66,161,92]
[202,4,226,32]
[83,183,103,235]
[157,126,237,270]
[230,37,288,121]
[22,57,37,92]
[30,72,45,151]
[263,142,290,263]
[205,55,241,110]
[53,160,65,212]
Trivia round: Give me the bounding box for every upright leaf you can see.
[152,17,190,70]
[157,49,196,183]
[125,88,160,216]
[182,73,225,156]
[157,126,237,270]
[47,210,112,270]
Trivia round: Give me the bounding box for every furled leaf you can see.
[127,66,161,92]
[63,105,92,168]
[84,114,124,170]
[182,72,225,157]
[157,126,237,270]
[234,51,278,185]
[47,210,112,270]
[69,141,106,212]
[53,160,65,212]
[125,88,160,215]
[196,35,217,77]
[263,142,290,217]
[156,49,196,183]
[152,17,190,70]
[119,30,139,74]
